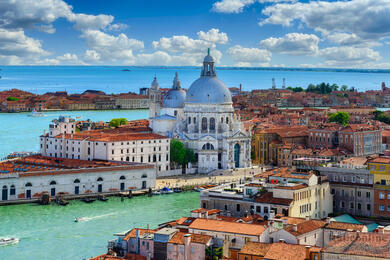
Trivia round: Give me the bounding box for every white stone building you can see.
[150,50,252,173]
[40,117,171,174]
[0,156,155,201]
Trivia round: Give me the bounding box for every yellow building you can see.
[367,157,390,186]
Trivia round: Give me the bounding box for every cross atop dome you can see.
[201,48,216,77]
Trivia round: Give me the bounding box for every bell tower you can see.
[149,76,161,118]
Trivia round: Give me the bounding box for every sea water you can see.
[0,192,199,260]
[0,66,389,94]
[0,110,148,159]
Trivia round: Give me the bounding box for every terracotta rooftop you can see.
[255,192,293,206]
[0,155,152,176]
[239,242,321,260]
[189,218,266,236]
[325,222,366,232]
[239,241,271,256]
[368,157,390,164]
[123,228,157,241]
[273,184,308,190]
[324,233,390,258]
[256,167,314,180]
[168,232,212,245]
[53,132,167,142]
[285,219,326,237]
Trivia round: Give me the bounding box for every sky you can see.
[1,0,390,68]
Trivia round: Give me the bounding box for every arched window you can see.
[120,176,126,180]
[10,185,15,196]
[50,181,56,185]
[210,118,215,131]
[74,179,80,183]
[201,117,207,131]
[221,117,224,123]
[141,174,148,178]
[25,183,32,187]
[193,117,196,124]
[226,117,229,124]
[188,117,191,124]
[97,177,103,182]
[153,154,157,162]
[202,143,214,150]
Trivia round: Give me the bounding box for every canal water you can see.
[0,109,149,159]
[0,192,199,260]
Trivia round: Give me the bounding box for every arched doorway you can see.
[2,185,8,201]
[25,183,32,199]
[74,179,80,195]
[234,143,240,168]
[119,176,126,191]
[50,181,56,197]
[97,177,103,193]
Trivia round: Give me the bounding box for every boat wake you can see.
[75,212,115,223]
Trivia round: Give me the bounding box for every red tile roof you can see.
[189,218,266,236]
[255,192,293,206]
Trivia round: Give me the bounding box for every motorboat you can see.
[81,198,96,203]
[0,237,19,246]
[97,195,108,202]
[173,188,182,193]
[152,190,161,195]
[74,217,86,223]
[28,109,45,117]
[160,187,174,194]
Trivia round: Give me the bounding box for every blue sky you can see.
[1,0,390,68]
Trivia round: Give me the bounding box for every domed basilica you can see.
[149,50,251,173]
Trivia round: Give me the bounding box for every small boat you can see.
[152,190,161,195]
[81,198,96,203]
[0,237,19,246]
[173,188,182,193]
[74,217,86,222]
[28,109,45,117]
[121,69,131,72]
[97,195,108,202]
[160,187,174,194]
[58,199,69,206]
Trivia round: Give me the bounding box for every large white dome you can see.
[186,77,232,104]
[185,50,232,104]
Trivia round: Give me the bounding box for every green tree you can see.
[170,139,196,169]
[6,96,19,101]
[341,85,348,91]
[328,112,350,126]
[109,118,128,128]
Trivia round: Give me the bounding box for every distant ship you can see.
[28,108,45,117]
[121,69,131,72]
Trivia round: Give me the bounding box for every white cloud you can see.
[68,13,114,31]
[261,0,390,42]
[0,29,49,65]
[197,29,228,44]
[260,33,319,55]
[319,46,381,67]
[83,50,101,63]
[80,30,144,64]
[149,29,227,65]
[37,53,85,65]
[227,45,271,66]
[212,0,294,13]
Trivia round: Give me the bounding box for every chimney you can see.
[184,234,191,260]
[377,225,385,234]
[305,246,311,260]
[293,224,298,232]
[305,216,310,221]
[326,217,331,224]
[279,239,285,243]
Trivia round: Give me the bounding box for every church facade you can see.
[149,50,252,173]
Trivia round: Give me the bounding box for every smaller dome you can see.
[163,89,186,108]
[204,54,214,63]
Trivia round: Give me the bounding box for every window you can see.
[366,192,371,198]
[209,118,215,131]
[236,204,241,212]
[381,180,387,185]
[350,202,354,209]
[10,185,15,195]
[380,192,385,199]
[379,205,385,211]
[256,206,261,213]
[367,204,371,211]
[388,205,390,212]
[201,117,207,131]
[357,191,361,197]
[358,203,361,210]
[331,189,335,194]
[188,117,191,124]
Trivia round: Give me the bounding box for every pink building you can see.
[166,232,212,260]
